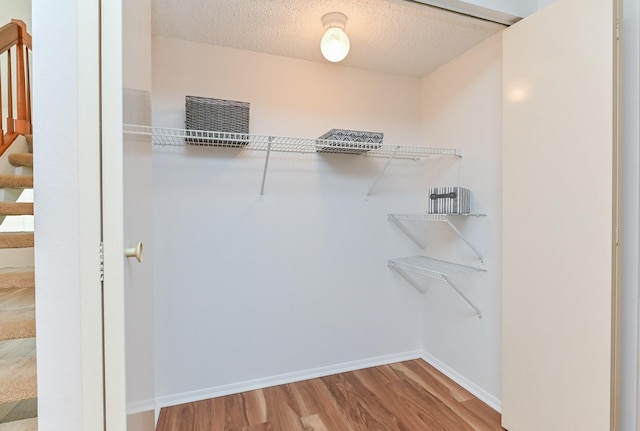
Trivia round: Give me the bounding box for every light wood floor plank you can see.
[301,414,329,431]
[262,385,304,431]
[241,389,267,426]
[289,378,352,431]
[155,359,505,431]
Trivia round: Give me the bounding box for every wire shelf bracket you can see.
[388,256,484,318]
[366,153,395,198]
[388,213,486,262]
[259,137,273,198]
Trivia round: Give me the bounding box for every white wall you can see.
[152,37,427,403]
[419,34,503,407]
[0,1,31,31]
[33,2,83,428]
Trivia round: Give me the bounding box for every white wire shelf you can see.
[388,256,485,317]
[388,212,486,262]
[124,124,463,198]
[123,125,462,160]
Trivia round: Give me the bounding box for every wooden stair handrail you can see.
[0,19,32,156]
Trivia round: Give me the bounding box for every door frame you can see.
[100,0,128,429]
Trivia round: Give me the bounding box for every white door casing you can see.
[102,0,155,429]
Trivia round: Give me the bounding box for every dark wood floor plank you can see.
[392,361,502,431]
[354,366,448,430]
[391,360,471,403]
[320,373,395,431]
[224,393,250,429]
[391,378,475,431]
[262,385,304,431]
[203,395,226,430]
[461,398,506,431]
[157,402,198,431]
[155,359,505,431]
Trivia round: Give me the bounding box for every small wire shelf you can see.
[388,256,485,278]
[123,125,461,160]
[388,256,485,317]
[388,213,486,221]
[388,213,486,261]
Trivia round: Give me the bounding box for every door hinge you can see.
[616,20,620,40]
[615,224,619,246]
[99,241,104,282]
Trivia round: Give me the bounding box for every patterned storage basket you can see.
[185,96,250,147]
[316,128,383,154]
[428,187,471,214]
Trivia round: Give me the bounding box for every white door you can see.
[502,0,621,430]
[101,0,155,430]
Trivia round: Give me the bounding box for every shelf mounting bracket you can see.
[366,150,396,198]
[259,136,273,198]
[443,275,483,318]
[388,214,426,249]
[444,219,484,263]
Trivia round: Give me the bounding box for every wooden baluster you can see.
[25,47,31,127]
[14,23,28,135]
[6,47,13,134]
[0,65,3,147]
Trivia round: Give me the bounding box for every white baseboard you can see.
[420,351,502,413]
[127,399,156,416]
[155,350,423,409]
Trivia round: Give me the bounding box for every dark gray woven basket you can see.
[185,96,250,147]
[316,129,383,154]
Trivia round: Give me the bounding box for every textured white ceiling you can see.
[152,0,506,78]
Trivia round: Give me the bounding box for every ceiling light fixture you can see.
[320,12,350,63]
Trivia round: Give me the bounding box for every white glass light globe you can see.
[320,27,350,63]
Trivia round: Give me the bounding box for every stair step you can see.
[0,418,37,431]
[0,204,33,217]
[7,155,32,169]
[0,309,35,342]
[0,358,36,404]
[0,177,32,189]
[0,270,34,290]
[0,288,35,342]
[0,234,34,249]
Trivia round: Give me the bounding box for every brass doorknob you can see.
[125,242,143,263]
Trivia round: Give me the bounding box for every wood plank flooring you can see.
[156,359,505,431]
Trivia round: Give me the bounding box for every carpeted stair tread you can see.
[0,176,32,189]
[0,203,33,216]
[0,417,37,431]
[0,358,36,404]
[0,308,35,341]
[0,234,33,249]
[7,154,32,169]
[0,270,34,290]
